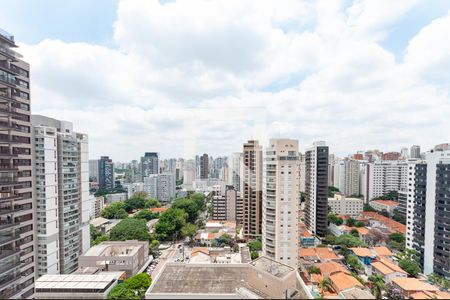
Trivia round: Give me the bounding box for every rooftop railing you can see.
[0,29,14,43]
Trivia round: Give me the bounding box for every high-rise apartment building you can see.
[143,173,175,204]
[305,141,329,236]
[182,159,195,185]
[242,140,262,239]
[98,156,114,190]
[333,159,361,196]
[228,152,243,193]
[363,160,408,202]
[200,153,209,179]
[211,185,240,222]
[140,152,159,180]
[406,150,450,277]
[31,115,91,276]
[88,159,98,181]
[0,29,35,299]
[410,145,421,159]
[262,139,299,267]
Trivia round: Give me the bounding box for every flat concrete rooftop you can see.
[150,264,248,294]
[250,256,295,278]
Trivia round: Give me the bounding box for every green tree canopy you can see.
[389,233,405,243]
[368,274,385,299]
[124,192,148,212]
[346,218,356,227]
[101,202,128,219]
[309,266,321,274]
[346,254,364,271]
[248,240,262,252]
[144,198,161,208]
[108,283,138,300]
[155,208,188,240]
[181,223,197,240]
[124,273,151,297]
[328,186,340,197]
[355,221,365,228]
[133,209,158,221]
[399,258,421,277]
[322,234,366,248]
[251,251,259,260]
[110,218,150,241]
[171,198,200,223]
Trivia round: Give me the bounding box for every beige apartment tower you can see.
[242,140,263,239]
[262,139,300,267]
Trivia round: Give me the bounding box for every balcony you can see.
[0,61,19,76]
[0,164,18,172]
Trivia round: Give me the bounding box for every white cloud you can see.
[19,0,450,160]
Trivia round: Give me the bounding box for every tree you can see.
[355,221,365,228]
[346,218,356,227]
[108,273,152,300]
[251,251,259,260]
[133,209,157,221]
[389,233,405,244]
[350,229,359,237]
[181,223,197,240]
[368,274,385,299]
[399,259,421,277]
[363,204,376,212]
[346,254,364,271]
[328,186,340,197]
[90,224,101,241]
[328,213,343,226]
[322,234,366,248]
[300,192,306,203]
[124,193,147,212]
[248,240,262,252]
[319,276,332,294]
[101,202,128,219]
[172,198,199,223]
[108,283,138,300]
[110,218,150,241]
[384,283,403,300]
[217,233,233,246]
[144,198,161,208]
[155,208,187,240]
[309,266,321,275]
[190,192,206,210]
[124,273,152,298]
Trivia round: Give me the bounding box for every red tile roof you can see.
[371,200,400,207]
[362,211,406,234]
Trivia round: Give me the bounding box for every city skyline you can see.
[1,0,450,160]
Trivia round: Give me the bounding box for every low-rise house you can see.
[329,271,364,294]
[391,278,443,299]
[369,200,399,216]
[371,257,407,283]
[77,240,149,277]
[339,287,375,299]
[315,262,349,277]
[371,246,393,258]
[409,290,450,299]
[299,247,340,268]
[35,272,125,299]
[150,207,168,214]
[329,224,353,236]
[361,211,406,234]
[349,248,375,266]
[355,227,370,242]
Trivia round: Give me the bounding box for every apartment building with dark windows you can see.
[406,149,450,277]
[242,140,262,239]
[305,141,329,236]
[0,28,35,299]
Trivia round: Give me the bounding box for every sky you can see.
[1,0,450,161]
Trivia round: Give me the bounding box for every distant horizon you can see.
[2,0,450,161]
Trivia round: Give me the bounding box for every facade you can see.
[143,173,175,204]
[305,141,329,236]
[410,145,421,159]
[382,152,401,161]
[98,156,114,190]
[183,159,196,185]
[0,29,35,299]
[200,153,209,179]
[228,152,242,193]
[332,159,360,196]
[32,115,91,275]
[242,140,263,239]
[211,185,240,221]
[140,152,159,181]
[328,194,363,217]
[157,172,175,203]
[88,159,98,181]
[406,150,450,277]
[363,161,408,202]
[369,199,399,216]
[262,139,299,267]
[397,190,407,219]
[78,240,149,277]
